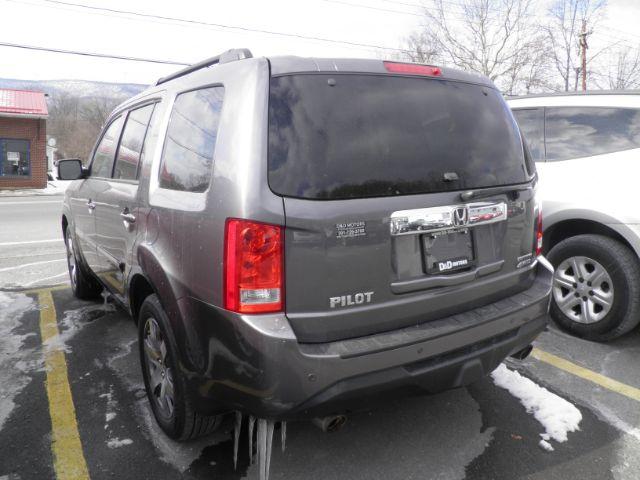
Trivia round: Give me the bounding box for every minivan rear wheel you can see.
[548,234,640,341]
[138,294,222,440]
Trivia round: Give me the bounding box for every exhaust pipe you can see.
[312,415,347,433]
[510,344,533,361]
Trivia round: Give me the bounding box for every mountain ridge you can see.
[0,78,148,99]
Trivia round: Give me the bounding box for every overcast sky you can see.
[1,0,640,85]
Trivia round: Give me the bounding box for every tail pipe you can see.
[510,344,533,361]
[312,415,347,433]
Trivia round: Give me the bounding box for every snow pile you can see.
[0,179,71,196]
[491,364,582,451]
[0,291,37,430]
[42,180,72,195]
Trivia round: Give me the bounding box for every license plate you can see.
[423,229,474,274]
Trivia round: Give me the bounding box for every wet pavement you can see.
[2,286,640,480]
[0,196,68,289]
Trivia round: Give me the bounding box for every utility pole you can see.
[579,20,590,91]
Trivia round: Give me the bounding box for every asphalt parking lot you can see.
[3,196,640,480]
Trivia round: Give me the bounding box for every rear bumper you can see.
[177,260,552,420]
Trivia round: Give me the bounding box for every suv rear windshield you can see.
[268,74,528,200]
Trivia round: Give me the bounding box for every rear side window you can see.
[91,116,124,178]
[113,103,156,180]
[268,74,528,200]
[513,108,545,162]
[159,87,225,192]
[545,107,640,162]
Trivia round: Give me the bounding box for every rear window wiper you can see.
[460,184,532,202]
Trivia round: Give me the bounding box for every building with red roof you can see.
[0,88,48,189]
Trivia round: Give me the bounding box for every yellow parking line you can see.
[20,283,70,295]
[532,347,640,403]
[37,288,90,480]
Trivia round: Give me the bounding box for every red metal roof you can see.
[0,88,48,118]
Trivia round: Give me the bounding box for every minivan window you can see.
[91,116,124,178]
[545,107,640,162]
[113,103,156,181]
[159,87,225,192]
[513,108,545,162]
[268,74,528,200]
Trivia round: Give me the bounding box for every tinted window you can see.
[91,116,124,178]
[513,108,545,162]
[546,107,640,162]
[268,75,527,200]
[159,87,225,192]
[0,139,30,177]
[113,103,156,180]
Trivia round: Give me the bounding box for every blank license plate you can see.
[423,229,474,274]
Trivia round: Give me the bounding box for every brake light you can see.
[383,61,442,77]
[224,219,284,314]
[535,203,543,256]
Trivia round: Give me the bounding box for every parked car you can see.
[509,92,640,341]
[58,49,552,441]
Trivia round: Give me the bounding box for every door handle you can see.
[120,210,136,224]
[87,200,96,211]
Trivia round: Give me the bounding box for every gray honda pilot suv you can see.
[58,49,552,441]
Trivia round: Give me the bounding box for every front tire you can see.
[138,294,221,440]
[64,225,102,300]
[548,234,640,341]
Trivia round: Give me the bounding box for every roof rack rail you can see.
[155,48,253,86]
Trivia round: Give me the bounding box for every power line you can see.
[7,0,415,55]
[0,40,190,65]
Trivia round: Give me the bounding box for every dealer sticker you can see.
[336,221,366,238]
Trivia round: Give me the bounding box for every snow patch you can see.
[44,303,115,353]
[100,385,118,427]
[539,439,554,452]
[0,291,37,431]
[107,437,133,448]
[491,364,582,448]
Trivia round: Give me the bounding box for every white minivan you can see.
[509,92,640,341]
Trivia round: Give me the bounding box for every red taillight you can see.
[224,219,284,314]
[535,203,543,256]
[383,61,442,77]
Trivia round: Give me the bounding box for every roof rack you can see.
[155,48,253,86]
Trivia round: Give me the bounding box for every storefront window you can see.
[0,139,30,177]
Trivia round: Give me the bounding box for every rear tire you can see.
[65,225,102,300]
[548,234,640,341]
[138,294,221,440]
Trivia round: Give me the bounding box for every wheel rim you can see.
[66,234,77,289]
[552,255,614,324]
[143,318,175,418]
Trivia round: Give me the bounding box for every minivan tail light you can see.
[383,61,442,77]
[535,202,543,256]
[224,219,284,314]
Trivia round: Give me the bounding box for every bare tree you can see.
[46,94,123,162]
[595,46,640,89]
[404,0,548,94]
[80,97,121,131]
[545,0,606,91]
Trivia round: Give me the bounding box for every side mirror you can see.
[56,159,86,180]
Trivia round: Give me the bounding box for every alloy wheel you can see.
[143,318,175,418]
[66,234,77,289]
[552,255,614,324]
